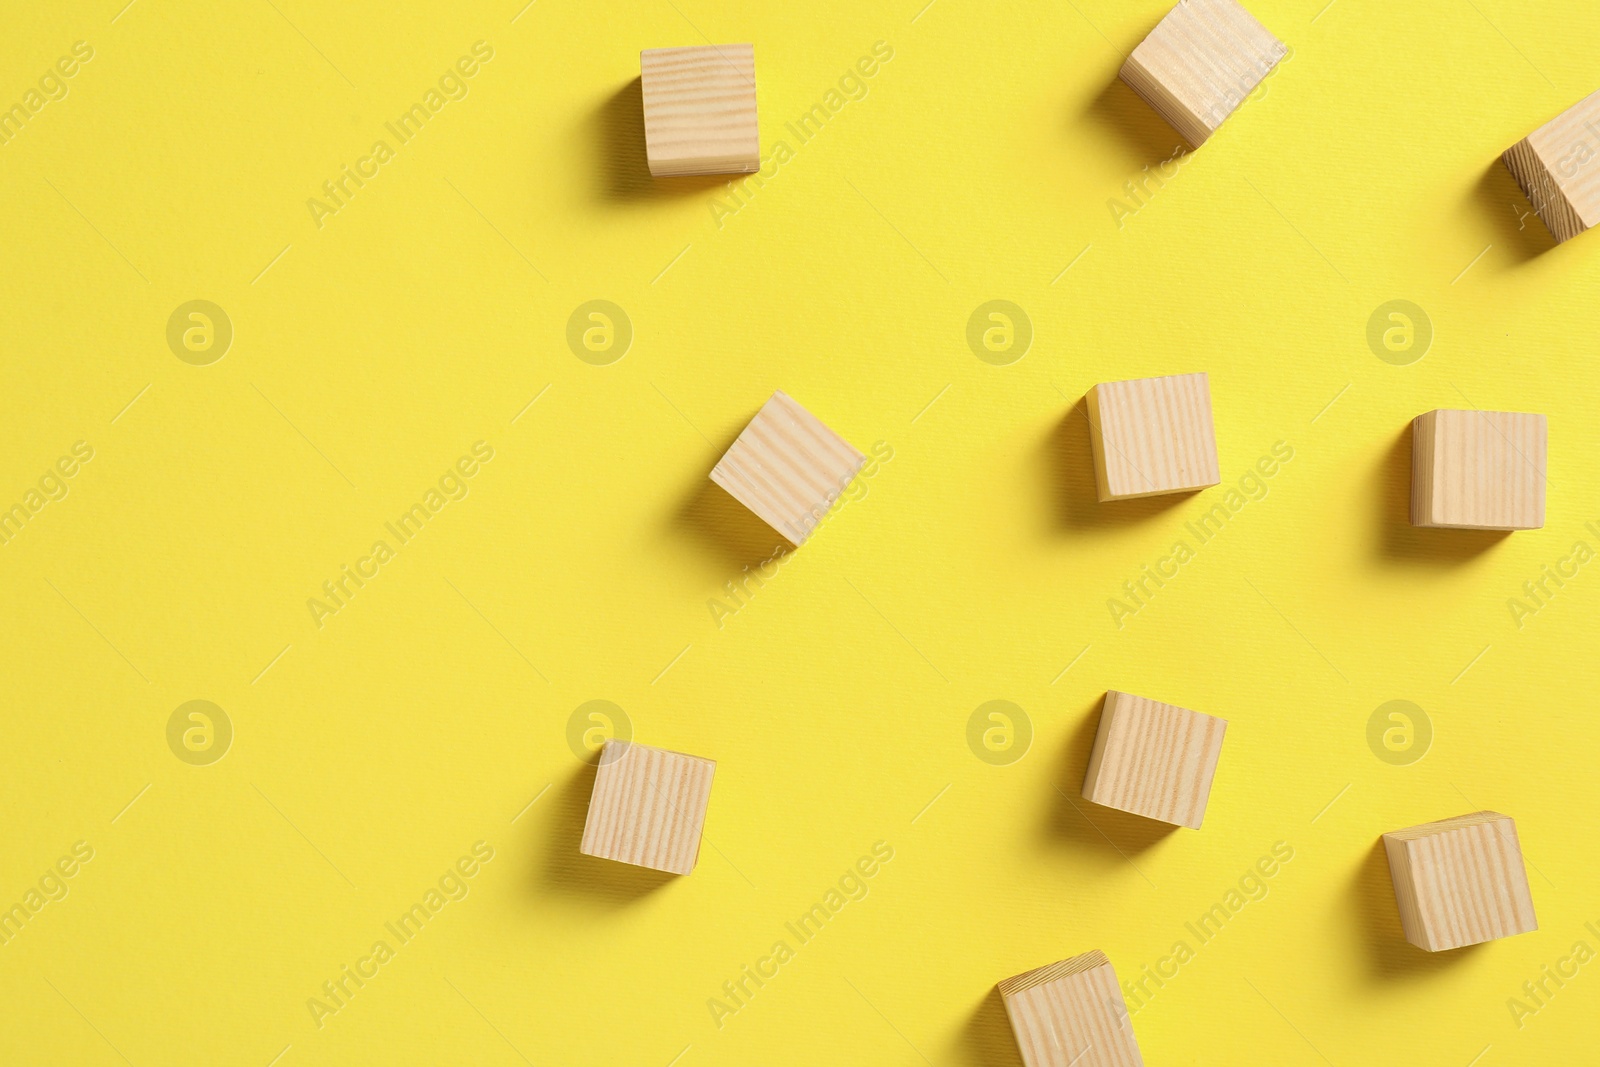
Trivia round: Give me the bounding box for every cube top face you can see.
[1086,373,1220,501]
[1082,691,1226,829]
[1383,811,1537,952]
[709,391,866,546]
[639,44,759,177]
[998,951,1144,1067]
[1503,88,1600,242]
[1119,0,1286,146]
[1411,409,1547,530]
[579,740,716,876]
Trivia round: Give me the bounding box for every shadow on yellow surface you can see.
[1080,76,1187,173]
[593,78,731,204]
[1373,421,1510,566]
[1040,400,1194,536]
[1043,694,1182,857]
[536,757,678,904]
[950,984,1025,1067]
[1469,158,1557,265]
[1347,837,1482,979]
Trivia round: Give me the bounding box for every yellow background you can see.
[3,0,1598,1062]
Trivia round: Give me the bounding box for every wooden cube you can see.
[1411,409,1547,530]
[1082,691,1225,829]
[710,391,865,546]
[1086,373,1220,501]
[639,44,759,177]
[1383,811,1537,952]
[998,950,1144,1067]
[579,740,716,875]
[1119,0,1287,147]
[1503,88,1600,243]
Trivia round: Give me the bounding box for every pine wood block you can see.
[639,44,759,177]
[1082,690,1226,829]
[1410,409,1546,530]
[1119,0,1287,147]
[709,391,865,546]
[1503,88,1600,243]
[1086,373,1220,501]
[579,740,716,876]
[1383,811,1538,952]
[998,950,1144,1067]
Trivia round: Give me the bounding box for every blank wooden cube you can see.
[710,391,865,546]
[1086,373,1220,501]
[1120,0,1287,147]
[579,740,715,875]
[1503,88,1600,243]
[1383,811,1537,952]
[1411,409,1546,530]
[998,950,1144,1067]
[639,44,759,177]
[1082,691,1225,829]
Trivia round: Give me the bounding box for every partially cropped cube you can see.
[710,391,865,546]
[1120,0,1287,147]
[1411,409,1546,530]
[1383,811,1537,952]
[579,740,716,875]
[998,950,1144,1067]
[1086,373,1220,501]
[639,44,759,177]
[1082,691,1226,829]
[1503,88,1600,243]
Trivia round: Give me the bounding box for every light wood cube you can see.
[1411,409,1546,530]
[710,391,865,546]
[579,740,716,875]
[639,44,759,177]
[1082,691,1226,829]
[1503,88,1600,243]
[1383,811,1537,952]
[1119,0,1287,147]
[1086,373,1220,501]
[998,950,1144,1067]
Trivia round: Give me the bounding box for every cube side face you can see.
[710,391,866,546]
[1384,814,1537,951]
[1088,373,1220,501]
[1515,88,1600,241]
[579,741,716,875]
[1413,410,1546,530]
[1081,691,1226,829]
[1504,137,1587,243]
[1121,0,1286,146]
[640,44,759,177]
[1000,954,1143,1067]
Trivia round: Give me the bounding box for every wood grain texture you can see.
[639,44,759,177]
[1503,88,1600,243]
[1082,690,1226,829]
[1086,373,1221,501]
[1383,811,1538,952]
[710,390,866,546]
[998,950,1144,1067]
[1119,0,1286,147]
[1410,409,1546,530]
[579,740,716,876]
